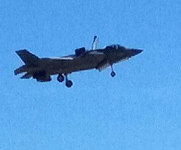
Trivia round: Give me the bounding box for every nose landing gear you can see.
[111,71,116,77]
[110,65,116,77]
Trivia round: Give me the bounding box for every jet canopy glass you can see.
[105,44,125,50]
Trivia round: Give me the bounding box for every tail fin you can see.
[16,49,40,65]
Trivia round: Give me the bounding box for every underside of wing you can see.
[20,73,32,79]
[96,62,110,71]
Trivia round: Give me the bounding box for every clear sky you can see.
[0,0,181,150]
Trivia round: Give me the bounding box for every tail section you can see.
[15,49,40,65]
[14,49,40,76]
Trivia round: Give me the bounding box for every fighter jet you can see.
[14,37,142,88]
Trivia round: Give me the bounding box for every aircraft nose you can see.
[129,49,143,56]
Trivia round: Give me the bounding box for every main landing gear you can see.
[57,74,64,82]
[57,74,73,88]
[110,65,116,77]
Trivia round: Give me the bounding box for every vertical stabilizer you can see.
[16,49,40,65]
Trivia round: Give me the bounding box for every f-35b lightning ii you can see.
[14,36,143,88]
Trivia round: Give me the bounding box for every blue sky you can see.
[0,0,181,150]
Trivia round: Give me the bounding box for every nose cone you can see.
[129,49,143,56]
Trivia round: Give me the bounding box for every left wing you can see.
[96,62,110,71]
[20,73,32,79]
[87,50,110,71]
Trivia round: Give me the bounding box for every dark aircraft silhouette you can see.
[14,37,143,88]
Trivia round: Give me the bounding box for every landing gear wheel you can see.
[57,74,64,82]
[66,80,73,88]
[111,71,116,77]
[110,64,116,77]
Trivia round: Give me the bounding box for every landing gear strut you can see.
[110,65,116,77]
[111,71,116,77]
[66,80,73,88]
[65,74,73,88]
[57,74,73,88]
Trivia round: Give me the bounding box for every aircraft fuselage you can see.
[14,44,143,87]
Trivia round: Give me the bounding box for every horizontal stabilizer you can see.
[16,49,40,65]
[20,73,32,79]
[14,65,26,75]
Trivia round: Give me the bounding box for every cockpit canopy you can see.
[105,44,125,50]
